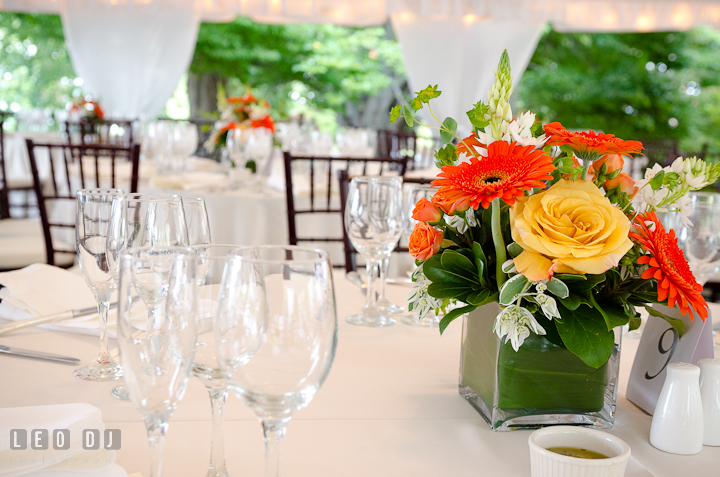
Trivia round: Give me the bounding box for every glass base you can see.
[401,312,440,327]
[73,358,123,381]
[346,313,396,327]
[376,298,405,316]
[111,385,131,401]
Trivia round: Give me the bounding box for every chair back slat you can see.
[0,112,10,219]
[283,152,409,269]
[25,139,140,266]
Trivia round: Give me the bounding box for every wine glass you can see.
[107,193,189,400]
[215,246,337,477]
[402,184,441,327]
[182,196,212,247]
[74,188,124,380]
[172,121,199,171]
[663,192,720,286]
[344,176,404,327]
[116,247,198,477]
[191,244,236,477]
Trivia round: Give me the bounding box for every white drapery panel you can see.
[59,1,199,120]
[392,15,545,133]
[3,1,720,30]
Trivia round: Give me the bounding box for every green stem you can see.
[580,158,592,181]
[491,198,507,289]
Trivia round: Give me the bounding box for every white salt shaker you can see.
[649,362,704,454]
[698,358,720,446]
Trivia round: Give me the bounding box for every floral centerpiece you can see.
[206,92,275,172]
[69,98,104,120]
[392,50,720,430]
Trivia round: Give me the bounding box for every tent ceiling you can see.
[2,0,720,31]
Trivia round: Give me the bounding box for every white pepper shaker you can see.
[649,362,704,454]
[698,358,720,446]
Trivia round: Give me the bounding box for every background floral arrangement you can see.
[206,91,275,152]
[393,50,720,368]
[69,98,104,120]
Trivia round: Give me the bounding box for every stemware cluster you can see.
[145,120,198,173]
[344,176,440,327]
[75,189,337,477]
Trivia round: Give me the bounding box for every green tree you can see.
[0,13,79,128]
[517,26,720,163]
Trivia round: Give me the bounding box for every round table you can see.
[0,275,718,476]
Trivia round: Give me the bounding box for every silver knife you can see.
[0,345,80,364]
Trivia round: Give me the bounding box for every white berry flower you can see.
[493,305,546,352]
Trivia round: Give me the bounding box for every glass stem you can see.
[208,388,229,476]
[378,257,389,300]
[363,259,379,313]
[261,419,288,477]
[96,300,112,364]
[145,416,168,477]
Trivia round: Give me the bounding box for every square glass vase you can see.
[459,303,621,431]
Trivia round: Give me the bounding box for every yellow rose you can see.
[510,179,633,282]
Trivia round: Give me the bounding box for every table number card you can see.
[626,305,714,415]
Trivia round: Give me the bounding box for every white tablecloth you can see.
[0,275,718,476]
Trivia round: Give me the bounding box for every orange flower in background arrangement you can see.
[409,222,443,260]
[219,122,239,134]
[631,211,708,320]
[456,132,487,158]
[544,121,644,160]
[431,141,555,210]
[251,115,275,133]
[227,93,258,104]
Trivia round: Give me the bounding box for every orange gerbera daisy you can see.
[456,133,487,158]
[227,93,258,104]
[431,141,555,210]
[630,211,708,320]
[251,115,275,133]
[544,121,644,161]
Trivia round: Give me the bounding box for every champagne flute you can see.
[117,247,198,477]
[216,246,337,477]
[107,193,189,400]
[344,176,404,327]
[182,196,212,247]
[74,188,124,380]
[402,184,441,327]
[191,244,235,477]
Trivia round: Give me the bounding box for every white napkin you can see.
[0,264,116,338]
[187,156,220,172]
[0,403,126,477]
[150,171,228,191]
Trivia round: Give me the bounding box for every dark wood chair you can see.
[25,139,140,266]
[283,152,408,269]
[0,112,10,219]
[377,129,417,168]
[338,171,434,273]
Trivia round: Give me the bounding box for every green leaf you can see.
[649,170,665,190]
[434,144,458,167]
[467,101,490,129]
[472,242,489,287]
[628,313,642,332]
[245,159,257,173]
[428,282,475,299]
[546,278,569,299]
[553,273,586,283]
[411,85,441,110]
[389,105,401,124]
[440,117,458,145]
[499,274,530,306]
[507,242,523,258]
[441,251,480,282]
[401,105,415,127]
[588,294,630,330]
[645,306,686,338]
[466,289,491,306]
[567,274,605,292]
[439,304,476,335]
[556,303,616,368]
[558,294,582,310]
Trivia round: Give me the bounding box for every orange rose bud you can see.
[594,154,624,174]
[409,222,443,261]
[605,173,638,196]
[432,194,472,216]
[412,198,442,224]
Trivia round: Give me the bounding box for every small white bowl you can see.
[528,426,631,477]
